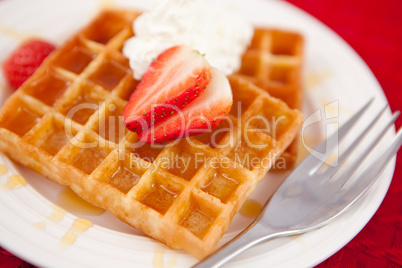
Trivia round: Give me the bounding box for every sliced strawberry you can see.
[2,39,55,90]
[138,67,233,143]
[122,45,211,132]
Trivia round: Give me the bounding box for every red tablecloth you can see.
[1,0,401,267]
[286,0,402,267]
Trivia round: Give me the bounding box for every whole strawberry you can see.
[2,39,56,90]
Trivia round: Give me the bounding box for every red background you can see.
[286,0,402,267]
[1,0,402,267]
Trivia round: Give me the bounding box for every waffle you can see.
[0,10,303,259]
[236,28,304,170]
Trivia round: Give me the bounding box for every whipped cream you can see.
[123,0,253,80]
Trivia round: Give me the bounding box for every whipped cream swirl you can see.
[123,0,253,80]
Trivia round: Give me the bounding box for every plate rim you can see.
[0,0,396,267]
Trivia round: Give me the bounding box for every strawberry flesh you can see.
[138,67,233,143]
[122,45,211,132]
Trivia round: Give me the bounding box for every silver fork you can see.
[194,99,402,268]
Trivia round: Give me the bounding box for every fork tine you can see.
[324,108,397,181]
[334,111,400,187]
[296,98,374,175]
[342,126,402,203]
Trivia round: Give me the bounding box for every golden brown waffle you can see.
[236,28,304,170]
[0,10,303,259]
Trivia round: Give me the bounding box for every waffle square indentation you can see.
[0,100,41,136]
[88,58,129,91]
[23,70,70,106]
[55,46,96,74]
[180,194,218,239]
[37,118,76,156]
[270,30,303,56]
[200,171,239,204]
[139,172,184,215]
[60,84,105,125]
[108,165,142,194]
[82,11,128,44]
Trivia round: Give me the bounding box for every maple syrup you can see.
[60,218,93,251]
[240,199,263,218]
[33,222,46,230]
[201,172,238,203]
[152,244,177,268]
[89,59,128,91]
[73,147,107,175]
[49,205,67,223]
[0,165,8,176]
[0,25,33,41]
[38,120,70,155]
[153,244,165,268]
[0,106,40,136]
[306,71,332,89]
[25,71,70,106]
[6,175,27,189]
[58,187,105,216]
[168,153,198,180]
[141,183,179,215]
[180,205,214,239]
[108,165,141,194]
[55,46,95,74]
[100,0,115,9]
[167,253,177,268]
[63,95,98,125]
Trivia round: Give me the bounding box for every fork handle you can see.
[193,223,280,268]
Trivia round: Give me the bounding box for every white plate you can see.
[0,0,396,267]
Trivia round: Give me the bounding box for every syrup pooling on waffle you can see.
[0,10,303,259]
[236,28,304,170]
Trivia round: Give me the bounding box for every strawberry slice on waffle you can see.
[122,45,232,143]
